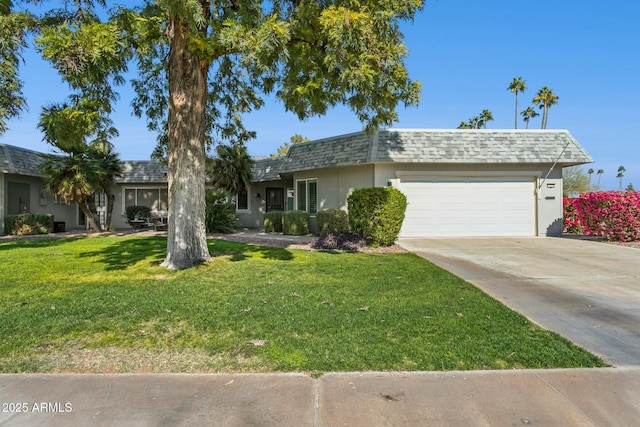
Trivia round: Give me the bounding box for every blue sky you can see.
[2,0,639,190]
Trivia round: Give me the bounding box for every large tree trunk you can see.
[161,14,211,270]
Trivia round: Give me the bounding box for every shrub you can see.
[282,210,309,236]
[125,205,151,221]
[311,232,368,251]
[205,190,238,233]
[5,213,54,235]
[263,211,284,233]
[316,209,349,237]
[347,187,407,246]
[563,198,584,234]
[573,191,640,242]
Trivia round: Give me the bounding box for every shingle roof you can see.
[2,130,593,185]
[0,146,169,183]
[0,144,46,177]
[279,129,592,173]
[251,157,285,182]
[116,161,168,183]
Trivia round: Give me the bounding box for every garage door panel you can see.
[399,178,535,237]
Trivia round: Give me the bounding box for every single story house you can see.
[1,129,592,237]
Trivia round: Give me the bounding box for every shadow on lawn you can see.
[0,237,78,251]
[79,238,294,270]
[79,237,167,270]
[208,240,294,262]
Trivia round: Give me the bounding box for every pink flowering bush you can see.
[573,191,640,242]
[563,198,584,234]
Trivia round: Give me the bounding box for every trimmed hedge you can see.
[282,210,309,236]
[4,213,54,235]
[316,209,349,237]
[205,190,238,233]
[263,211,284,233]
[347,187,407,246]
[125,205,151,221]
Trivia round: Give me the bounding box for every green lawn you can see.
[0,236,606,373]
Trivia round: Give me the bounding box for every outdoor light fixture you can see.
[256,193,261,199]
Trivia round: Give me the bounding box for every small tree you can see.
[270,134,309,158]
[38,102,122,232]
[562,166,591,197]
[521,106,539,129]
[479,109,494,129]
[205,190,237,234]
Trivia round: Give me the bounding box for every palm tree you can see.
[39,152,106,231]
[207,143,254,195]
[508,77,527,129]
[617,165,626,190]
[38,102,122,232]
[479,109,494,129]
[93,148,123,229]
[587,168,594,189]
[533,87,559,129]
[457,121,471,129]
[597,169,604,188]
[521,107,539,129]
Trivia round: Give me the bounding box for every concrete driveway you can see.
[398,236,640,366]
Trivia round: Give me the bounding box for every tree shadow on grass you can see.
[79,237,168,270]
[78,238,294,271]
[0,237,78,251]
[208,240,294,262]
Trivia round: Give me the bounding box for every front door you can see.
[7,182,30,214]
[266,188,285,212]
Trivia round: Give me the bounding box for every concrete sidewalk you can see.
[2,368,639,426]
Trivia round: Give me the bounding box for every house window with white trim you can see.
[296,179,317,214]
[235,188,249,211]
[124,188,168,213]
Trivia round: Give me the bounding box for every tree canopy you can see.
[5,0,423,269]
[270,134,310,158]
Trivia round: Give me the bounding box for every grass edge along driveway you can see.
[0,236,606,373]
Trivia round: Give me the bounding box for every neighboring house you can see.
[1,129,593,237]
[0,144,79,234]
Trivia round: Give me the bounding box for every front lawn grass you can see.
[0,236,606,373]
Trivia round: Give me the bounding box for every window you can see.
[236,188,249,211]
[296,179,317,214]
[94,192,107,207]
[124,188,168,212]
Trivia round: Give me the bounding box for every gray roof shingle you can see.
[2,129,593,185]
[0,144,46,177]
[251,157,285,182]
[279,129,592,173]
[116,161,168,183]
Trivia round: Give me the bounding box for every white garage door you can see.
[399,178,536,237]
